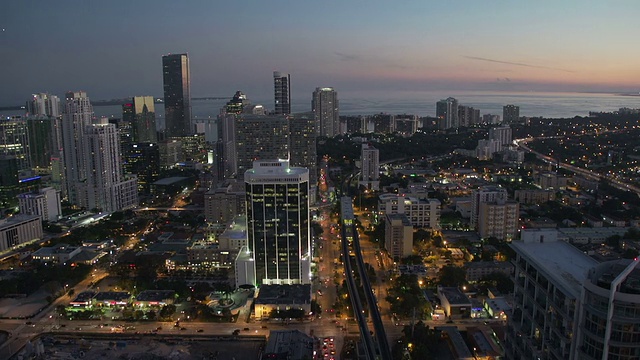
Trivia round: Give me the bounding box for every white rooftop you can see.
[511,239,597,298]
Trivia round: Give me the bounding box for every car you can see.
[180,327,187,331]
[261,325,268,329]
[243,327,250,331]
[197,329,204,333]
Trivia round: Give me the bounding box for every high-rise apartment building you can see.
[244,160,310,286]
[436,97,459,129]
[312,87,339,137]
[392,114,420,135]
[384,214,413,259]
[0,116,30,171]
[60,92,137,212]
[273,71,291,115]
[503,104,520,124]
[26,117,54,171]
[132,96,157,143]
[477,200,519,240]
[26,93,60,118]
[488,126,513,149]
[235,114,289,178]
[470,186,508,228]
[61,91,93,204]
[360,143,380,190]
[162,53,191,137]
[508,231,596,360]
[81,118,138,212]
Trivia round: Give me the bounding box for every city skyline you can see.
[2,1,640,105]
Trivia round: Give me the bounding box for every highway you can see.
[516,138,640,196]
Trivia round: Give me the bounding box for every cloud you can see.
[463,55,575,73]
[334,52,360,61]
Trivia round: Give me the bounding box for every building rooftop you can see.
[511,239,597,298]
[136,290,175,302]
[72,291,96,302]
[94,291,130,301]
[255,284,311,305]
[587,259,640,295]
[386,213,412,226]
[438,287,472,306]
[0,215,40,228]
[32,244,78,255]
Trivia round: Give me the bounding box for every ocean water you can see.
[4,91,639,122]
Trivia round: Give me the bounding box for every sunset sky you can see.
[1,0,639,104]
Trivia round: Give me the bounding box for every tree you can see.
[402,255,423,265]
[160,304,176,319]
[438,265,466,287]
[134,310,144,320]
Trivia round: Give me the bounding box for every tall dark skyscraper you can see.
[162,53,191,137]
[273,71,291,115]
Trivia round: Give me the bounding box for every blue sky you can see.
[1,0,639,104]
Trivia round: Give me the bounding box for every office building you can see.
[26,93,59,118]
[289,112,317,201]
[132,96,157,143]
[273,71,291,115]
[360,143,380,190]
[235,115,289,178]
[503,104,520,123]
[124,142,160,194]
[436,97,458,129]
[470,186,508,228]
[0,215,42,252]
[162,53,191,137]
[378,193,441,228]
[312,87,339,137]
[25,116,54,171]
[0,156,19,209]
[244,160,310,286]
[17,187,61,222]
[0,116,30,172]
[385,214,413,259]
[158,139,184,168]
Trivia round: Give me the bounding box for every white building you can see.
[470,186,508,228]
[360,143,379,190]
[0,215,42,252]
[17,187,61,222]
[477,201,519,240]
[488,126,512,148]
[27,93,60,118]
[378,194,440,228]
[244,160,311,286]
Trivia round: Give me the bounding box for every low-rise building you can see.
[484,297,511,320]
[94,291,131,307]
[70,291,96,307]
[378,193,440,228]
[31,243,81,264]
[0,215,42,252]
[204,181,245,224]
[558,227,628,245]
[514,189,555,204]
[254,284,311,321]
[187,240,236,270]
[218,216,248,250]
[437,286,472,319]
[134,290,175,307]
[464,261,514,282]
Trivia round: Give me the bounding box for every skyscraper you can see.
[162,53,191,137]
[26,93,60,118]
[503,104,520,124]
[312,87,339,137]
[0,116,30,172]
[61,91,93,204]
[245,159,310,286]
[289,112,317,202]
[436,97,459,129]
[234,114,289,179]
[60,92,137,212]
[132,96,157,143]
[273,71,291,115]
